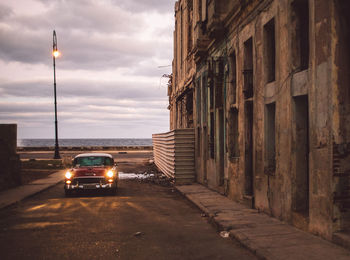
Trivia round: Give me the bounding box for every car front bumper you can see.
[64,178,117,191]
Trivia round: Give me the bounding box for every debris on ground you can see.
[219,231,230,238]
[118,162,174,187]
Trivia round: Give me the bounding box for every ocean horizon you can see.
[18,138,153,147]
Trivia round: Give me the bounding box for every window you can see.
[228,108,239,158]
[202,73,208,125]
[186,91,194,128]
[187,0,193,54]
[264,18,276,83]
[293,95,309,214]
[230,52,237,104]
[180,7,183,65]
[74,156,113,167]
[291,0,309,71]
[265,103,276,173]
[215,59,224,108]
[243,38,254,98]
[196,78,201,125]
[210,112,215,158]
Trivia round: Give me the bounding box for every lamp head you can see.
[53,50,60,58]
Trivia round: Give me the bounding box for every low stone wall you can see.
[17,146,153,152]
[0,124,21,190]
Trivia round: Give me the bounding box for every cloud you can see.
[0,0,174,138]
[0,4,13,20]
[112,0,174,13]
[0,77,168,100]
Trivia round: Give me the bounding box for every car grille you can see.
[72,177,106,185]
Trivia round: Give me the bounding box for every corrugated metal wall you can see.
[152,128,195,184]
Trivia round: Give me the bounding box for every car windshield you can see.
[75,156,113,167]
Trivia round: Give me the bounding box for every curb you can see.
[174,186,271,259]
[174,185,350,260]
[0,170,65,210]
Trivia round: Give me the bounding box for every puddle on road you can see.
[119,172,154,180]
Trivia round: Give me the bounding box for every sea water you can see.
[18,138,153,147]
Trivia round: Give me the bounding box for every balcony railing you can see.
[152,128,195,184]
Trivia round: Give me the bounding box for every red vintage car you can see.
[64,153,118,196]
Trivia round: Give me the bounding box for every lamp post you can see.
[52,30,61,159]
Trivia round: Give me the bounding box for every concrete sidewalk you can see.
[0,170,65,210]
[176,184,350,260]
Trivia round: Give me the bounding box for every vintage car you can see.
[64,153,118,196]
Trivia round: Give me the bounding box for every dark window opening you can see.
[291,0,309,71]
[202,74,208,125]
[178,101,183,128]
[209,112,215,158]
[243,38,254,99]
[215,59,224,108]
[209,81,214,110]
[265,103,276,174]
[228,108,239,158]
[337,0,350,141]
[180,7,183,64]
[196,78,201,125]
[230,52,237,104]
[264,18,276,83]
[187,0,193,54]
[215,84,223,108]
[186,91,193,128]
[245,101,254,195]
[293,95,309,215]
[197,127,201,157]
[218,108,225,186]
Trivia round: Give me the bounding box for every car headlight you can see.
[65,171,72,179]
[106,170,114,178]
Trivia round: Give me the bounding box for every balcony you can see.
[152,128,195,184]
[193,22,210,61]
[207,0,240,38]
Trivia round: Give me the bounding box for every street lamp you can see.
[52,30,61,159]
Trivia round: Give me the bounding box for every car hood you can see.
[72,167,108,177]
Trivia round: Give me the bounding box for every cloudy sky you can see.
[0,0,174,139]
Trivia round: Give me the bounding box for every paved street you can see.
[0,179,257,260]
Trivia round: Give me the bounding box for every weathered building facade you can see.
[169,0,350,241]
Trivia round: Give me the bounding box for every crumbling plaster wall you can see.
[307,0,333,239]
[215,0,335,238]
[173,0,345,240]
[331,0,350,234]
[171,0,196,131]
[221,0,295,220]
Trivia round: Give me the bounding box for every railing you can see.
[152,128,195,184]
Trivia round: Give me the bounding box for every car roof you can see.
[74,153,113,159]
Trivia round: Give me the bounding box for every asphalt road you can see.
[0,179,257,260]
